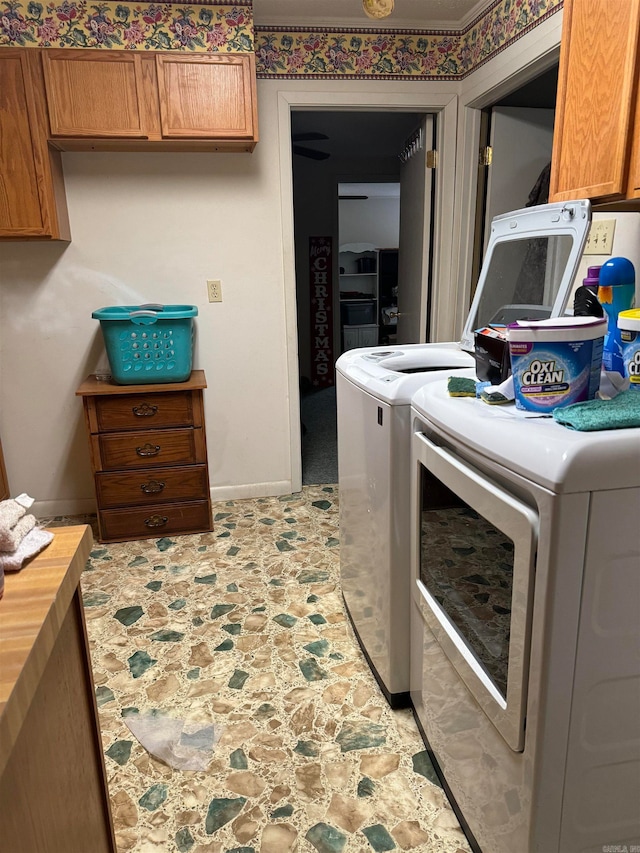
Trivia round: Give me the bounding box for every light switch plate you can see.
[584,219,616,255]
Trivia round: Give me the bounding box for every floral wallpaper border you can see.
[0,1,254,51]
[255,0,563,80]
[0,0,562,78]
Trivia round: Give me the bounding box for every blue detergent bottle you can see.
[597,257,636,376]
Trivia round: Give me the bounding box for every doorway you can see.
[471,65,559,290]
[290,110,427,485]
[338,182,400,352]
[276,90,459,494]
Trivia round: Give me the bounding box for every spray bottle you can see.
[597,257,636,376]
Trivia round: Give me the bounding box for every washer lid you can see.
[459,199,592,352]
[336,342,475,404]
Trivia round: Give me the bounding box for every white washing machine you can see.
[409,377,640,853]
[336,199,592,707]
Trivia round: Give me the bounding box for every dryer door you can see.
[412,429,538,752]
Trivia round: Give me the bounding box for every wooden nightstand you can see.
[76,371,212,543]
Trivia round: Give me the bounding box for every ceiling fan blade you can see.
[292,132,330,142]
[293,145,330,161]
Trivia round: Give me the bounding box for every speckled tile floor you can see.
[50,486,472,853]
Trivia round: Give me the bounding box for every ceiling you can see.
[253,0,488,30]
[292,111,424,164]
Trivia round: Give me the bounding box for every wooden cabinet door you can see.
[549,0,640,203]
[627,76,640,198]
[42,50,148,138]
[0,50,69,241]
[155,53,257,140]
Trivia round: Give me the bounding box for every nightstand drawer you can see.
[95,464,209,508]
[99,500,212,541]
[98,428,204,470]
[94,392,197,432]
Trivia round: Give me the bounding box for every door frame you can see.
[449,13,563,345]
[277,89,458,493]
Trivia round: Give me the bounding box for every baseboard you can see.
[209,481,295,502]
[34,498,97,518]
[33,483,299,519]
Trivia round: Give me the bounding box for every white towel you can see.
[0,513,36,552]
[0,527,54,573]
[0,499,26,540]
[0,494,38,551]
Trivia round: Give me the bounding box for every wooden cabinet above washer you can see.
[549,0,640,204]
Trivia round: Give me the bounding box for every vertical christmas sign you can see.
[309,236,334,387]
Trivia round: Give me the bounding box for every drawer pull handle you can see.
[132,403,158,417]
[136,443,161,457]
[144,514,168,528]
[141,479,165,495]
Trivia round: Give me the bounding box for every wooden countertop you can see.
[0,525,93,777]
[76,369,207,396]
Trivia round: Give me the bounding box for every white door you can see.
[396,115,434,344]
[483,107,554,253]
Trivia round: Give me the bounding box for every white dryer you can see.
[336,200,592,707]
[409,377,640,853]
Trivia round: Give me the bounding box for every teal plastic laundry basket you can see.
[92,304,197,385]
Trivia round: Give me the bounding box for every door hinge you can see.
[479,145,493,167]
[426,149,438,169]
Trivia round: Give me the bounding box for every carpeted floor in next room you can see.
[301,386,338,486]
[47,486,471,853]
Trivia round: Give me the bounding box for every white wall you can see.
[0,90,293,513]
[339,193,400,247]
[0,16,562,514]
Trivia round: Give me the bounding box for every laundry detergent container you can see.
[93,304,197,384]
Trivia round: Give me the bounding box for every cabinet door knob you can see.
[144,514,168,528]
[141,479,165,494]
[136,443,161,457]
[132,403,158,417]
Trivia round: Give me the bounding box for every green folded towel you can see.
[552,390,640,431]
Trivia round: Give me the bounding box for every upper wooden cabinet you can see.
[0,49,70,241]
[156,54,257,141]
[549,0,640,204]
[42,51,148,139]
[41,48,258,152]
[627,71,640,198]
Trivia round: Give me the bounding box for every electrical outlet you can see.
[584,219,616,255]
[207,279,222,302]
